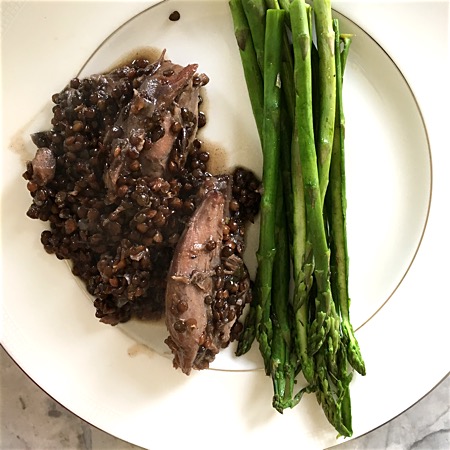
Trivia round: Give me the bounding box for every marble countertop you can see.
[1,345,448,450]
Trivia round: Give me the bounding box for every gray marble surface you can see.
[1,345,448,450]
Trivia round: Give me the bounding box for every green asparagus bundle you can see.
[229,0,365,437]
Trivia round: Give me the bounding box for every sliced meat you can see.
[103,52,209,198]
[139,111,174,178]
[165,180,225,374]
[31,147,56,186]
[165,176,251,375]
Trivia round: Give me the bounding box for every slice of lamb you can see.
[138,63,208,177]
[104,54,208,196]
[165,180,226,375]
[138,110,174,178]
[165,176,251,374]
[30,147,56,186]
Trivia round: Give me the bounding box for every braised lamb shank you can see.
[103,50,209,200]
[165,176,252,374]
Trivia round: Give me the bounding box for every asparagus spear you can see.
[241,0,267,72]
[254,8,285,372]
[234,3,298,401]
[328,22,366,375]
[315,320,353,436]
[229,0,264,356]
[278,0,316,385]
[314,342,352,437]
[266,3,300,407]
[311,44,321,146]
[230,0,290,364]
[265,0,296,123]
[290,121,315,385]
[289,0,316,384]
[337,343,354,436]
[314,0,336,203]
[229,0,264,141]
[291,0,333,359]
[314,22,361,438]
[340,35,352,72]
[278,0,291,10]
[271,173,296,412]
[265,0,280,9]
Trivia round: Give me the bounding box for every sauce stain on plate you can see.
[128,342,160,359]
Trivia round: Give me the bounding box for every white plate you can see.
[1,1,449,449]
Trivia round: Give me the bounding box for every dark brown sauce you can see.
[199,140,230,175]
[195,87,229,175]
[127,343,157,358]
[9,129,30,162]
[105,46,164,73]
